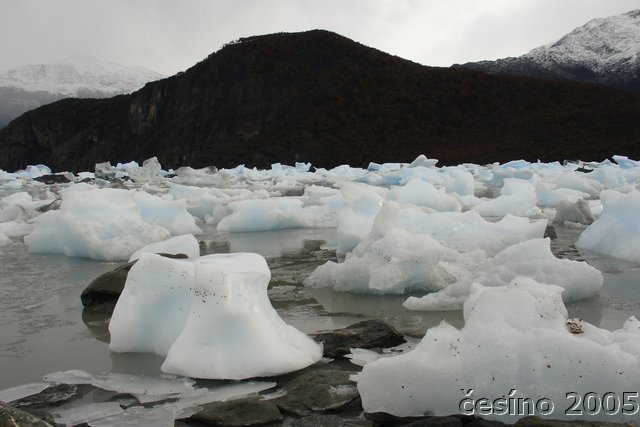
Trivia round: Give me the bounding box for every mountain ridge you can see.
[0,55,163,128]
[457,9,640,92]
[1,29,639,172]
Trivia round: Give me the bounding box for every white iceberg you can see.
[306,202,554,296]
[109,252,322,379]
[216,198,303,232]
[133,191,202,236]
[387,178,461,212]
[358,278,640,423]
[576,189,640,264]
[23,188,200,261]
[305,226,478,294]
[335,181,388,255]
[216,195,337,232]
[404,238,603,311]
[473,178,540,218]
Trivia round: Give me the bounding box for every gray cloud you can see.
[1,0,638,75]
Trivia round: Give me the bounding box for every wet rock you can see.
[364,413,491,426]
[33,173,72,185]
[514,416,635,426]
[10,383,93,424]
[0,402,52,427]
[186,396,282,426]
[464,418,508,427]
[274,369,360,416]
[291,414,345,427]
[35,199,61,213]
[364,411,432,425]
[80,253,188,312]
[543,224,557,240]
[399,417,464,427]
[312,319,406,358]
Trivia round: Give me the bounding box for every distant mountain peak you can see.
[0,56,164,128]
[457,9,640,91]
[0,56,164,96]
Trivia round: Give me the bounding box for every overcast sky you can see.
[1,0,638,76]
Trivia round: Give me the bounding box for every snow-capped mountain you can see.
[458,9,640,92]
[0,55,163,127]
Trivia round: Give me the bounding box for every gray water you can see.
[1,225,639,391]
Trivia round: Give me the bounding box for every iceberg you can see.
[387,178,461,212]
[109,252,322,379]
[404,238,603,311]
[358,278,640,423]
[23,188,200,261]
[306,202,559,297]
[576,189,640,264]
[473,178,540,218]
[335,181,388,255]
[217,198,306,232]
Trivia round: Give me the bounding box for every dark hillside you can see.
[1,30,639,172]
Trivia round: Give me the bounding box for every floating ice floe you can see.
[0,191,53,241]
[24,188,200,261]
[403,238,603,311]
[217,198,305,232]
[387,178,461,212]
[306,201,560,296]
[576,189,640,264]
[306,225,476,294]
[94,157,167,183]
[335,181,388,255]
[473,178,541,218]
[357,278,640,423]
[215,186,342,232]
[109,252,322,379]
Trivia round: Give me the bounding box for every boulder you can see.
[186,396,282,426]
[312,319,406,358]
[514,416,635,427]
[33,174,72,185]
[0,402,52,427]
[273,368,360,416]
[80,253,188,312]
[291,414,345,427]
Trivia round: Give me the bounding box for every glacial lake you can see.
[1,224,639,391]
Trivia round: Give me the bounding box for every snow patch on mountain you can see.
[0,55,164,97]
[459,9,640,91]
[525,9,640,77]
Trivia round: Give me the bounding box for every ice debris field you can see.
[1,154,640,422]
